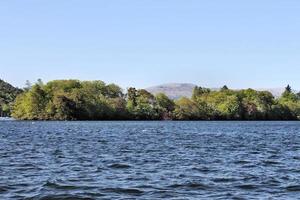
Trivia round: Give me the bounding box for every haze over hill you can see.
[146,83,294,99]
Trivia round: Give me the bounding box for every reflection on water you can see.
[0,121,300,199]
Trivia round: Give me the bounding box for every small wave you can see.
[186,182,210,189]
[27,194,94,200]
[97,139,108,144]
[234,160,251,165]
[292,156,300,160]
[95,166,104,172]
[236,184,258,190]
[286,185,300,192]
[241,164,256,169]
[103,188,144,196]
[108,163,131,169]
[169,182,209,190]
[212,177,238,183]
[231,195,248,200]
[262,179,280,186]
[44,181,79,190]
[43,181,97,191]
[19,163,37,168]
[0,186,11,193]
[262,160,281,165]
[191,166,211,173]
[16,164,42,171]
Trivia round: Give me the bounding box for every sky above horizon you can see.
[1,0,300,89]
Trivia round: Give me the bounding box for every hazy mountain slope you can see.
[146,83,197,99]
[256,88,286,98]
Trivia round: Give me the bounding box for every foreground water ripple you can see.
[1,121,300,199]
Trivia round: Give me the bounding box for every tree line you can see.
[8,79,300,120]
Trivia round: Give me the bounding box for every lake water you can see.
[0,121,300,199]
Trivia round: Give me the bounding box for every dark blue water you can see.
[1,121,300,199]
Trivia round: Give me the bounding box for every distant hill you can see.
[146,83,197,99]
[146,83,294,99]
[0,79,23,116]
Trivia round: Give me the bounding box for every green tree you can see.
[192,86,210,101]
[174,97,201,120]
[127,89,160,120]
[237,89,275,120]
[12,84,47,119]
[281,85,298,101]
[155,93,175,112]
[221,85,229,91]
[155,93,175,119]
[105,84,123,98]
[47,95,76,120]
[37,79,44,86]
[278,85,300,119]
[127,87,138,106]
[24,80,32,91]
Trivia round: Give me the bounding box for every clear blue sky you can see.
[1,0,299,89]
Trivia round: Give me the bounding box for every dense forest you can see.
[8,79,300,120]
[0,79,23,117]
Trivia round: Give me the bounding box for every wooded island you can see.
[1,79,300,120]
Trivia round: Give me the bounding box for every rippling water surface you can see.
[1,121,300,199]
